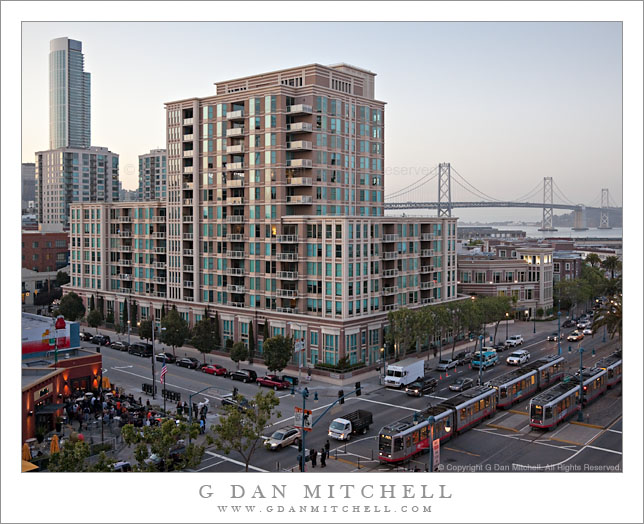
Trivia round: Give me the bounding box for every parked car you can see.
[577,321,591,329]
[229,369,258,383]
[110,341,130,351]
[562,319,576,328]
[256,374,291,390]
[567,331,584,342]
[128,342,153,357]
[546,333,559,342]
[202,364,227,376]
[506,349,530,365]
[405,377,438,396]
[449,377,474,392]
[80,332,94,342]
[221,394,250,412]
[176,357,200,369]
[280,374,299,386]
[491,343,507,352]
[91,335,111,346]
[155,352,176,364]
[454,351,473,365]
[265,426,301,450]
[505,335,524,347]
[582,328,593,336]
[110,461,132,472]
[436,359,458,371]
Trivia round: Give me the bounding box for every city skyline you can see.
[22,22,622,222]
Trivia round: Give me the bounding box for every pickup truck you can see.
[328,410,373,441]
[505,335,524,347]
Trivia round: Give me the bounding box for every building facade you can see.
[553,252,583,282]
[35,146,119,229]
[138,149,167,201]
[22,230,70,272]
[22,163,36,211]
[49,37,91,150]
[457,245,554,318]
[65,64,459,366]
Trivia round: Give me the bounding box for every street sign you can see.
[294,406,312,431]
[432,438,441,470]
[294,340,304,352]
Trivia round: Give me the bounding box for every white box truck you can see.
[384,358,425,388]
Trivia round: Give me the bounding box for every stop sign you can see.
[55,316,66,330]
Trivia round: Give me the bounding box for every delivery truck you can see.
[384,358,425,388]
[328,409,373,440]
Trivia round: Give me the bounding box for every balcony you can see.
[183,117,193,125]
[277,271,298,280]
[184,280,194,288]
[421,265,433,274]
[287,159,313,168]
[287,122,312,133]
[384,304,398,312]
[276,235,298,243]
[226,178,244,188]
[185,296,194,302]
[183,233,193,240]
[153,247,166,254]
[152,232,165,239]
[154,262,166,269]
[227,234,244,241]
[182,215,193,222]
[226,267,244,276]
[156,292,167,298]
[183,249,194,256]
[286,195,312,204]
[227,285,246,293]
[227,144,244,154]
[183,198,193,206]
[422,297,435,305]
[183,150,194,158]
[183,264,194,271]
[226,197,244,205]
[226,109,244,120]
[383,234,399,242]
[421,282,433,290]
[227,250,245,258]
[287,140,313,150]
[183,134,194,141]
[121,288,133,294]
[226,215,245,223]
[152,215,166,222]
[183,166,193,174]
[120,259,132,266]
[382,251,398,260]
[230,301,245,308]
[382,269,399,277]
[421,249,434,257]
[226,162,244,170]
[287,104,313,114]
[277,252,299,262]
[120,274,132,281]
[119,246,132,252]
[154,277,166,284]
[226,127,245,137]
[421,233,433,241]
[118,231,131,238]
[290,176,313,186]
[118,216,131,222]
[276,307,298,314]
[276,289,298,298]
[382,286,399,296]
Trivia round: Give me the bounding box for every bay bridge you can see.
[384,163,622,231]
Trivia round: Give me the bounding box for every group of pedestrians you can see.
[299,439,331,471]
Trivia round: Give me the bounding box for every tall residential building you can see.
[138,149,167,201]
[49,37,91,149]
[66,64,459,367]
[22,163,36,211]
[35,147,119,229]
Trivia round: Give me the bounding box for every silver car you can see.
[265,426,301,450]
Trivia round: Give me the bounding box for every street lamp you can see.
[380,347,386,382]
[477,335,484,386]
[568,344,596,422]
[557,311,562,356]
[127,320,131,345]
[533,308,536,334]
[413,413,451,472]
[505,312,509,341]
[291,386,310,472]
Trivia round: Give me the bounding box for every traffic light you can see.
[355,382,361,396]
[338,390,344,404]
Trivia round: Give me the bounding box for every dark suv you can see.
[405,377,438,396]
[176,357,200,369]
[128,342,153,357]
[91,335,111,346]
[229,369,258,383]
[454,351,473,365]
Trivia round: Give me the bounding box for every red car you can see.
[202,364,228,376]
[256,374,291,390]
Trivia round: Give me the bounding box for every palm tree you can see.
[592,297,622,340]
[601,256,621,280]
[585,253,602,268]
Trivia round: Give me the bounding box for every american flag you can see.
[160,360,167,385]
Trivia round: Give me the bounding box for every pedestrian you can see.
[199,419,205,434]
[307,368,312,382]
[309,448,317,468]
[325,439,330,454]
[297,455,304,472]
[177,401,183,416]
[320,448,327,468]
[146,399,150,408]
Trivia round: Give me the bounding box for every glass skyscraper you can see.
[49,37,91,149]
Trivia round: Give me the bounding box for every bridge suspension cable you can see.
[509,180,543,203]
[552,179,577,206]
[450,166,503,202]
[385,166,439,200]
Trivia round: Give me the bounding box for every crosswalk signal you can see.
[338,389,344,404]
[355,382,361,396]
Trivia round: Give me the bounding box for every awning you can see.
[35,403,63,414]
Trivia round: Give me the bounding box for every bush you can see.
[315,361,366,373]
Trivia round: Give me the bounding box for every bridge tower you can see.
[572,205,588,231]
[538,176,557,232]
[437,163,452,217]
[598,188,611,229]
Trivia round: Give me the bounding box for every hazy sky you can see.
[21,21,622,221]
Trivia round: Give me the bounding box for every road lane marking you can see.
[203,450,268,472]
[606,428,622,434]
[586,445,622,455]
[443,447,480,458]
[196,459,227,471]
[347,397,418,411]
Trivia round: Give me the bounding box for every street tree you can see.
[248,321,255,364]
[386,308,419,357]
[192,317,216,363]
[121,419,203,472]
[432,305,451,360]
[161,308,190,358]
[592,296,622,340]
[58,292,85,321]
[138,319,153,342]
[485,296,512,343]
[55,270,70,287]
[263,335,293,372]
[47,440,115,472]
[211,390,281,472]
[213,311,222,351]
[86,309,103,333]
[121,300,129,332]
[601,256,621,280]
[230,341,249,370]
[585,253,602,268]
[89,295,95,311]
